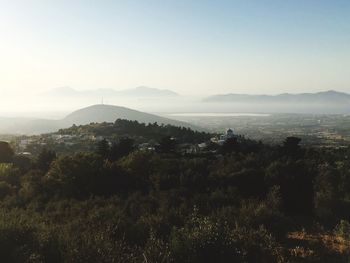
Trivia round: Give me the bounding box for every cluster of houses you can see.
[16,133,107,155]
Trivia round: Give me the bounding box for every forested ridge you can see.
[59,118,211,144]
[0,121,350,262]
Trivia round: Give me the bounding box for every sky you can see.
[0,0,349,98]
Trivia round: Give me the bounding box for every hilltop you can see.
[0,104,197,135]
[63,104,186,126]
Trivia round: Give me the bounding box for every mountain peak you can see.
[119,86,179,97]
[44,86,179,98]
[319,90,346,95]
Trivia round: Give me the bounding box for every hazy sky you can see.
[0,0,349,96]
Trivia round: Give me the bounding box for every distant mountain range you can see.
[0,105,196,135]
[201,90,350,113]
[45,86,179,98]
[204,90,350,103]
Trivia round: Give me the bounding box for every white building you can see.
[218,128,235,145]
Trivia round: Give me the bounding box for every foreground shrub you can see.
[0,211,61,263]
[169,210,284,263]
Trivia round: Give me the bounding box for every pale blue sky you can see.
[0,0,349,95]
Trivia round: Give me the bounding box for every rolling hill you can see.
[63,105,192,127]
[0,104,197,135]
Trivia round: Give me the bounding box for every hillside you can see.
[63,104,194,127]
[0,104,197,135]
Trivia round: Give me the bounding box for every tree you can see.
[265,159,314,215]
[96,139,110,158]
[46,153,103,198]
[109,138,134,161]
[157,136,176,153]
[314,163,343,223]
[0,163,20,187]
[13,155,32,172]
[281,137,302,157]
[36,148,56,172]
[221,138,238,154]
[0,142,14,163]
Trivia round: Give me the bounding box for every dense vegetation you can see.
[59,119,211,144]
[0,120,350,262]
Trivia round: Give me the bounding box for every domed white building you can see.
[213,128,236,145]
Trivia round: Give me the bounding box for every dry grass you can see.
[287,230,350,259]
